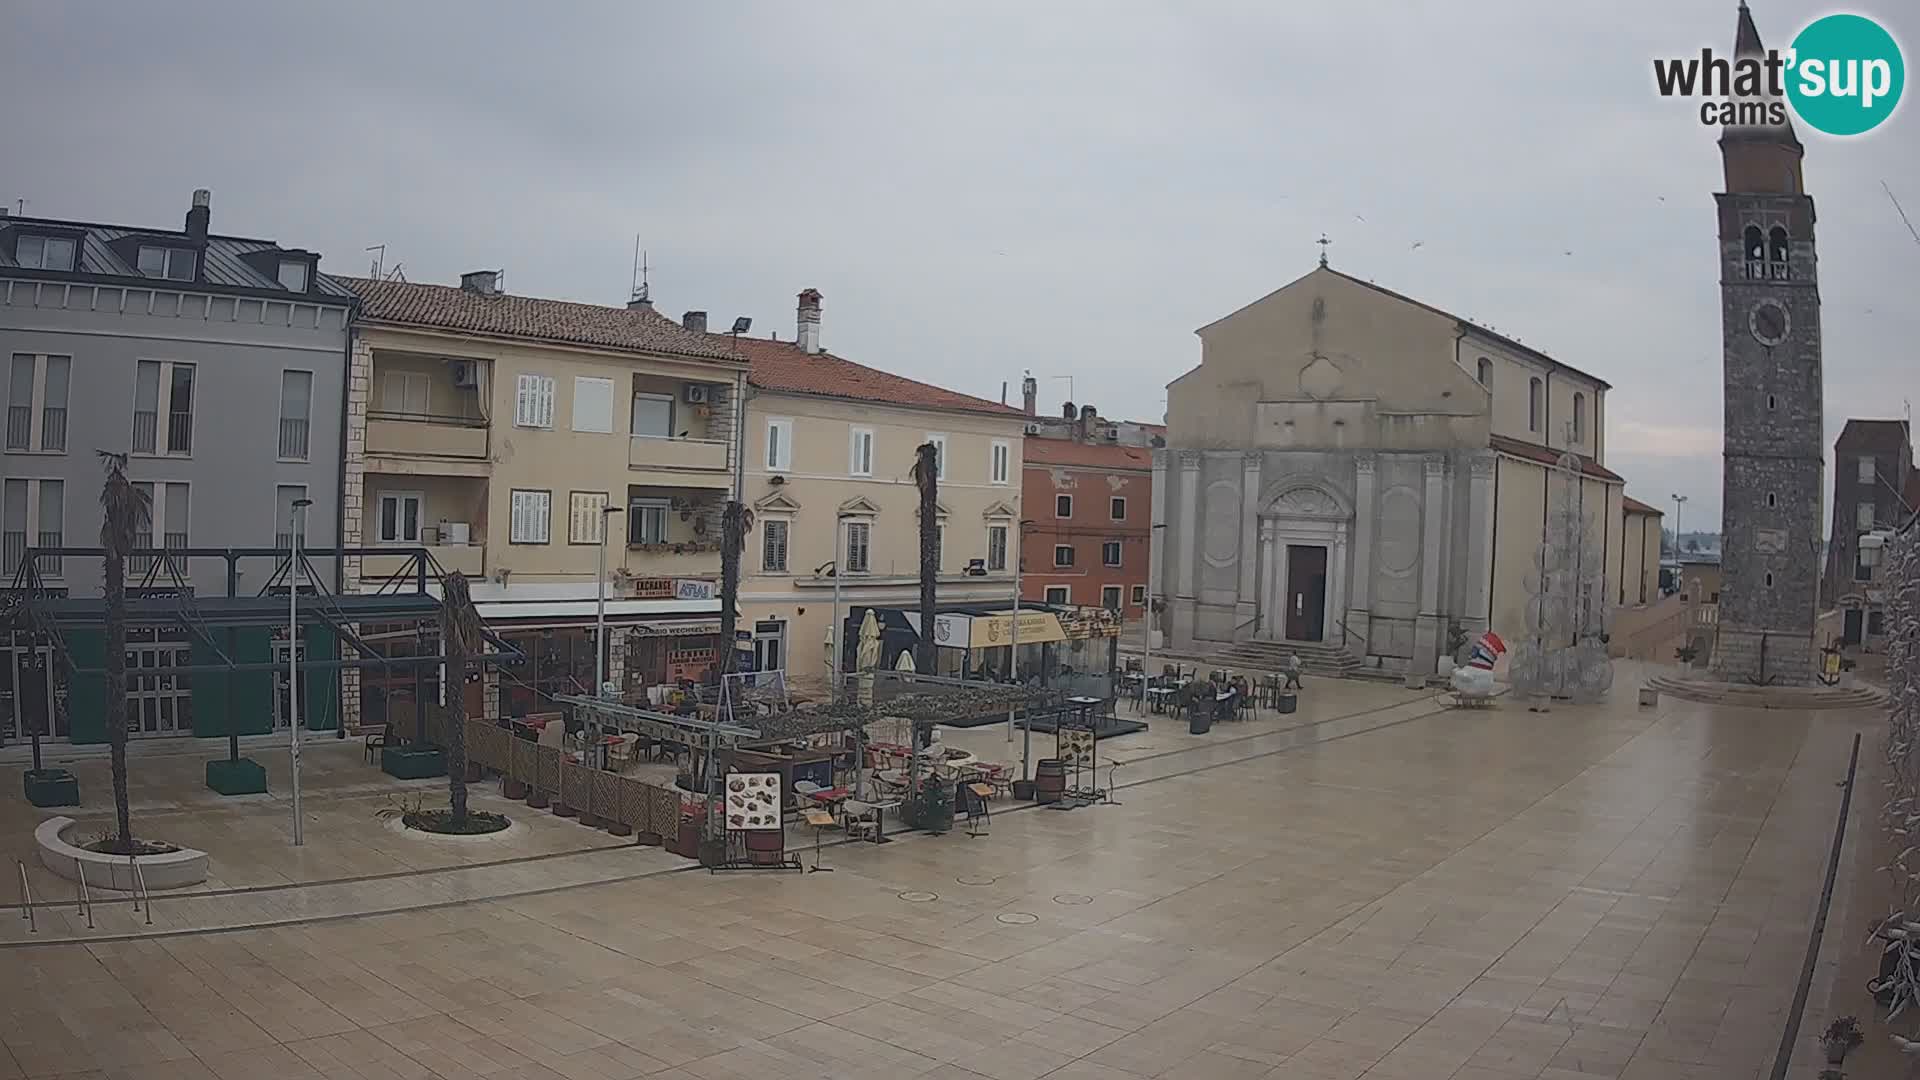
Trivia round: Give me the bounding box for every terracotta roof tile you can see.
[727,335,1024,417]
[1023,439,1153,470]
[1489,433,1624,483]
[344,278,742,362]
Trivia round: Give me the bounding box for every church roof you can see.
[1489,433,1623,483]
[1834,418,1911,452]
[1722,2,1803,150]
[1622,495,1663,515]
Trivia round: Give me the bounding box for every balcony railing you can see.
[366,412,489,460]
[1743,260,1791,281]
[34,531,61,578]
[39,407,64,451]
[132,410,157,454]
[627,434,730,474]
[362,543,484,579]
[5,405,29,450]
[130,531,154,576]
[1,531,23,577]
[166,411,192,454]
[278,417,309,460]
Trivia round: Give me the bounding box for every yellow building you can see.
[340,271,748,726]
[723,290,1031,690]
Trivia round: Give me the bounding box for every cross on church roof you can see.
[1317,233,1331,267]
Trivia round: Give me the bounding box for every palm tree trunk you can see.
[445,635,469,826]
[103,550,132,845]
[914,442,939,674]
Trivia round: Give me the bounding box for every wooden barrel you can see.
[1035,759,1066,804]
[745,829,785,866]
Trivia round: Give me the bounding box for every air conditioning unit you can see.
[684,385,709,404]
[448,359,479,388]
[1024,423,1040,435]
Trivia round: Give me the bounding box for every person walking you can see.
[1281,652,1304,691]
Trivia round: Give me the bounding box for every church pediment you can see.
[980,500,1018,520]
[753,490,803,513]
[1260,480,1352,520]
[838,495,883,516]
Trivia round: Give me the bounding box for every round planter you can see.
[526,789,550,809]
[552,802,579,818]
[36,817,208,890]
[382,816,522,843]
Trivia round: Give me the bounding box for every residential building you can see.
[1822,419,1913,634]
[1018,416,1153,617]
[1,190,352,741]
[1154,258,1661,676]
[1676,553,1724,665]
[1620,496,1664,609]
[728,290,1029,690]
[340,272,747,728]
[1020,383,1166,450]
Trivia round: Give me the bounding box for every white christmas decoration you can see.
[1507,437,1613,703]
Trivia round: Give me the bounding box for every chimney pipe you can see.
[682,310,708,333]
[186,189,211,242]
[796,288,822,354]
[460,270,500,296]
[1022,375,1037,417]
[1062,400,1076,420]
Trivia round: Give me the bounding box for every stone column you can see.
[1172,451,1202,647]
[1149,449,1168,620]
[338,334,373,732]
[1464,453,1495,636]
[1236,452,1262,633]
[1258,519,1278,639]
[1347,454,1377,656]
[1414,455,1447,673]
[1328,522,1349,645]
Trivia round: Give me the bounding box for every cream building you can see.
[1156,261,1663,676]
[725,291,1030,690]
[340,271,748,726]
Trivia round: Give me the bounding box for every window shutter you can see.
[539,377,554,428]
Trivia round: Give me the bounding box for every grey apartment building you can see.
[1,190,352,741]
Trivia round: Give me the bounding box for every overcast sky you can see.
[6,0,1915,528]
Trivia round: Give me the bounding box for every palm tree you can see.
[911,441,939,673]
[439,572,483,827]
[718,501,754,679]
[98,450,151,850]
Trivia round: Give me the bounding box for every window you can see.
[627,498,669,545]
[849,427,874,477]
[1857,502,1876,531]
[1056,494,1072,518]
[624,392,670,439]
[277,259,309,292]
[1528,377,1542,433]
[1,479,23,576]
[987,523,1008,572]
[1858,456,1876,484]
[1869,610,1886,636]
[1856,559,1872,582]
[1768,394,1777,411]
[762,519,790,572]
[990,440,1011,485]
[934,523,945,571]
[14,235,75,271]
[130,481,189,572]
[514,374,555,428]
[1054,544,1075,568]
[1101,585,1123,611]
[380,371,431,416]
[572,376,613,433]
[1476,357,1492,387]
[1110,497,1126,521]
[844,521,871,573]
[274,485,307,550]
[133,360,195,455]
[568,491,610,544]
[1131,584,1147,605]
[924,433,948,480]
[1102,540,1122,567]
[6,354,32,450]
[1044,585,1070,605]
[1768,226,1789,277]
[36,480,63,560]
[766,418,793,472]
[40,356,66,452]
[1572,392,1586,443]
[1764,572,1774,588]
[509,490,551,544]
[378,491,424,543]
[278,370,312,460]
[1766,493,1776,508]
[137,246,194,281]
[1743,224,1765,277]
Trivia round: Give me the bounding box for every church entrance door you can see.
[1284,544,1328,642]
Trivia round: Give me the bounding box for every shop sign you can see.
[932,613,971,646]
[972,611,1067,647]
[630,577,677,599]
[1058,606,1123,639]
[674,578,716,601]
[630,620,722,638]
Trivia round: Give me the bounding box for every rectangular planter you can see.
[381,745,447,780]
[23,769,79,808]
[205,758,268,795]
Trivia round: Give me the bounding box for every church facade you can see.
[1153,263,1657,676]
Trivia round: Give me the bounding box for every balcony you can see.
[5,406,28,450]
[366,412,490,465]
[362,543,485,581]
[621,545,722,579]
[627,435,730,481]
[278,416,309,460]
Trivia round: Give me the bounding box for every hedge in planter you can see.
[381,745,447,780]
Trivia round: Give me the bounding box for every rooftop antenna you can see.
[630,235,651,304]
[14,198,24,217]
[365,244,386,279]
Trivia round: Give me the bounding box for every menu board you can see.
[1058,728,1094,767]
[724,772,782,832]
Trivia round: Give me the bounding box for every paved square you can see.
[0,671,1876,1078]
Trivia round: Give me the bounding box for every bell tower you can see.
[1710,2,1824,684]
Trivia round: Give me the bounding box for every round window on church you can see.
[1748,300,1790,347]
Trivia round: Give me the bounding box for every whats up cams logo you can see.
[1654,11,1905,136]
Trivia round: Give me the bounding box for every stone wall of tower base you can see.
[1711,628,1816,686]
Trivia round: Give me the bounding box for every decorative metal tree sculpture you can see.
[1508,437,1613,703]
[1881,523,1919,916]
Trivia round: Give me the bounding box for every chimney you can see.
[796,288,822,354]
[185,189,211,242]
[1022,375,1037,416]
[682,310,708,333]
[1062,400,1077,420]
[460,270,500,296]
[626,295,653,311]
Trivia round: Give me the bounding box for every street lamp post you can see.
[1143,522,1167,688]
[1015,518,1035,781]
[288,497,313,847]
[830,512,853,701]
[1670,494,1687,559]
[593,505,625,746]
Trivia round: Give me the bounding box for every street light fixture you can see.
[288,497,313,847]
[829,511,857,700]
[1670,494,1688,560]
[1144,522,1168,679]
[592,504,626,746]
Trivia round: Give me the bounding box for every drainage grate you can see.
[1052,893,1093,905]
[898,891,938,903]
[997,912,1039,925]
[956,875,998,886]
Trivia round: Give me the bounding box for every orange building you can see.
[1020,438,1153,614]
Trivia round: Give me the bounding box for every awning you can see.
[476,597,725,630]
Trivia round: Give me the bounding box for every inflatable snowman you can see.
[1449,631,1505,699]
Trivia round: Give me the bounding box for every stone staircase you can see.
[1644,673,1885,711]
[1214,640,1359,679]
